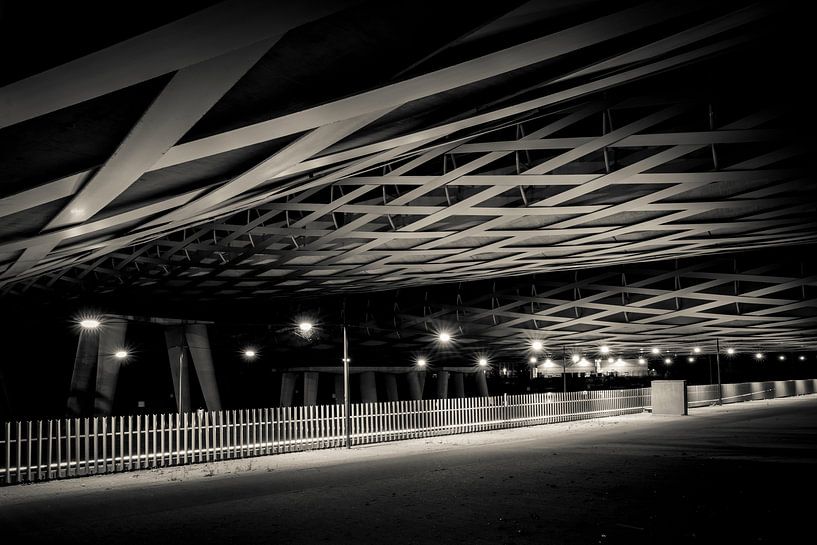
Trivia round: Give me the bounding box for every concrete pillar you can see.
[334,374,345,404]
[436,371,450,399]
[0,366,10,417]
[475,370,489,397]
[164,326,191,413]
[360,371,378,403]
[93,320,128,416]
[303,372,319,406]
[67,330,100,416]
[406,372,424,400]
[185,324,222,411]
[452,372,465,398]
[384,373,399,401]
[280,372,297,407]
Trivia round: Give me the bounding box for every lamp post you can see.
[343,325,350,449]
[715,338,723,405]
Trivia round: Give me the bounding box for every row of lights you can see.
[81,318,810,365]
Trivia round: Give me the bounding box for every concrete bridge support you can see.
[164,326,192,413]
[452,372,465,398]
[384,373,399,402]
[406,371,425,400]
[436,371,450,399]
[475,370,489,397]
[303,372,319,406]
[93,320,128,415]
[360,371,378,403]
[280,372,297,407]
[184,324,222,411]
[334,374,345,404]
[67,330,100,416]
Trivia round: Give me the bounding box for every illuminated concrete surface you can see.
[2,396,816,544]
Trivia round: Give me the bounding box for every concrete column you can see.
[406,372,424,400]
[185,324,222,411]
[436,371,450,399]
[280,372,297,407]
[67,330,100,416]
[384,373,399,401]
[360,371,377,403]
[475,370,489,397]
[452,372,465,398]
[164,326,191,413]
[334,374,345,404]
[93,320,128,416]
[303,372,319,406]
[0,366,10,417]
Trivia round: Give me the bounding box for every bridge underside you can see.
[0,0,814,355]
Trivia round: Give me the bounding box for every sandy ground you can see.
[2,396,816,544]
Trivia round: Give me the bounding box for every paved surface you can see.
[2,396,816,544]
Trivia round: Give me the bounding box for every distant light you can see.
[726,348,735,355]
[439,332,451,343]
[571,354,580,363]
[531,340,544,352]
[579,358,590,365]
[638,358,646,364]
[600,345,610,355]
[529,356,537,364]
[607,357,614,364]
[544,358,554,366]
[693,347,701,354]
[243,349,256,358]
[615,358,624,365]
[79,319,101,329]
[755,353,764,360]
[114,350,128,359]
[778,355,785,361]
[342,358,351,363]
[417,358,427,367]
[688,356,695,363]
[478,358,488,367]
[298,321,313,333]
[664,358,672,364]
[799,355,806,361]
[651,347,660,355]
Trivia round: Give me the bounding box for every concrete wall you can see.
[651,380,687,415]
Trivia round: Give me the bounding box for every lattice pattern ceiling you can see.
[0,1,814,306]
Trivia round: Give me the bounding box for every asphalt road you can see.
[2,396,816,544]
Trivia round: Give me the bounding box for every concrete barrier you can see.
[795,379,813,396]
[652,380,687,415]
[774,380,795,398]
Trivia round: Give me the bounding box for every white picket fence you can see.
[0,388,649,485]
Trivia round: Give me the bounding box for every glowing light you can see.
[579,358,590,365]
[693,347,701,354]
[243,349,256,358]
[529,357,537,364]
[544,358,554,366]
[417,358,427,367]
[799,355,806,361]
[726,348,735,355]
[638,358,646,364]
[478,358,488,367]
[531,340,544,352]
[607,357,614,364]
[778,355,785,361]
[79,319,101,329]
[688,356,695,363]
[616,358,624,364]
[298,321,313,333]
[651,347,660,355]
[755,352,764,360]
[664,358,672,364]
[114,350,128,359]
[439,332,451,343]
[600,345,610,355]
[571,354,580,363]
